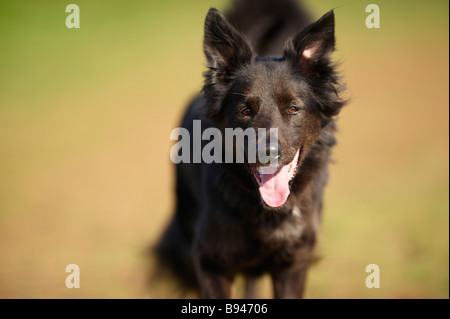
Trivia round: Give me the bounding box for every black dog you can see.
[155,1,346,298]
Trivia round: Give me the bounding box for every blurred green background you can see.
[0,0,448,298]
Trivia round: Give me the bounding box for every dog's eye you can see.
[288,105,301,114]
[240,107,252,117]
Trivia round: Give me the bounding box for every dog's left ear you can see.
[203,8,253,81]
[284,10,335,76]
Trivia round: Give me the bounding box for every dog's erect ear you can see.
[204,8,253,79]
[284,10,335,75]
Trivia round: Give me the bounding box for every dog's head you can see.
[202,8,345,208]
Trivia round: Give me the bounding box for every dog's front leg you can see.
[271,263,310,299]
[193,256,233,298]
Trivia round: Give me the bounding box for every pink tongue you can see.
[259,165,291,207]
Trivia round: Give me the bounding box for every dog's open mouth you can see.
[249,148,300,208]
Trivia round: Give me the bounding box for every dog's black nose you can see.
[256,141,282,166]
[268,142,281,158]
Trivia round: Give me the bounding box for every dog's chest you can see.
[255,206,305,247]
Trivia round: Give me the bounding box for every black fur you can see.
[155,1,346,299]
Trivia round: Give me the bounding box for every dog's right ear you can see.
[203,8,253,82]
[283,11,335,77]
